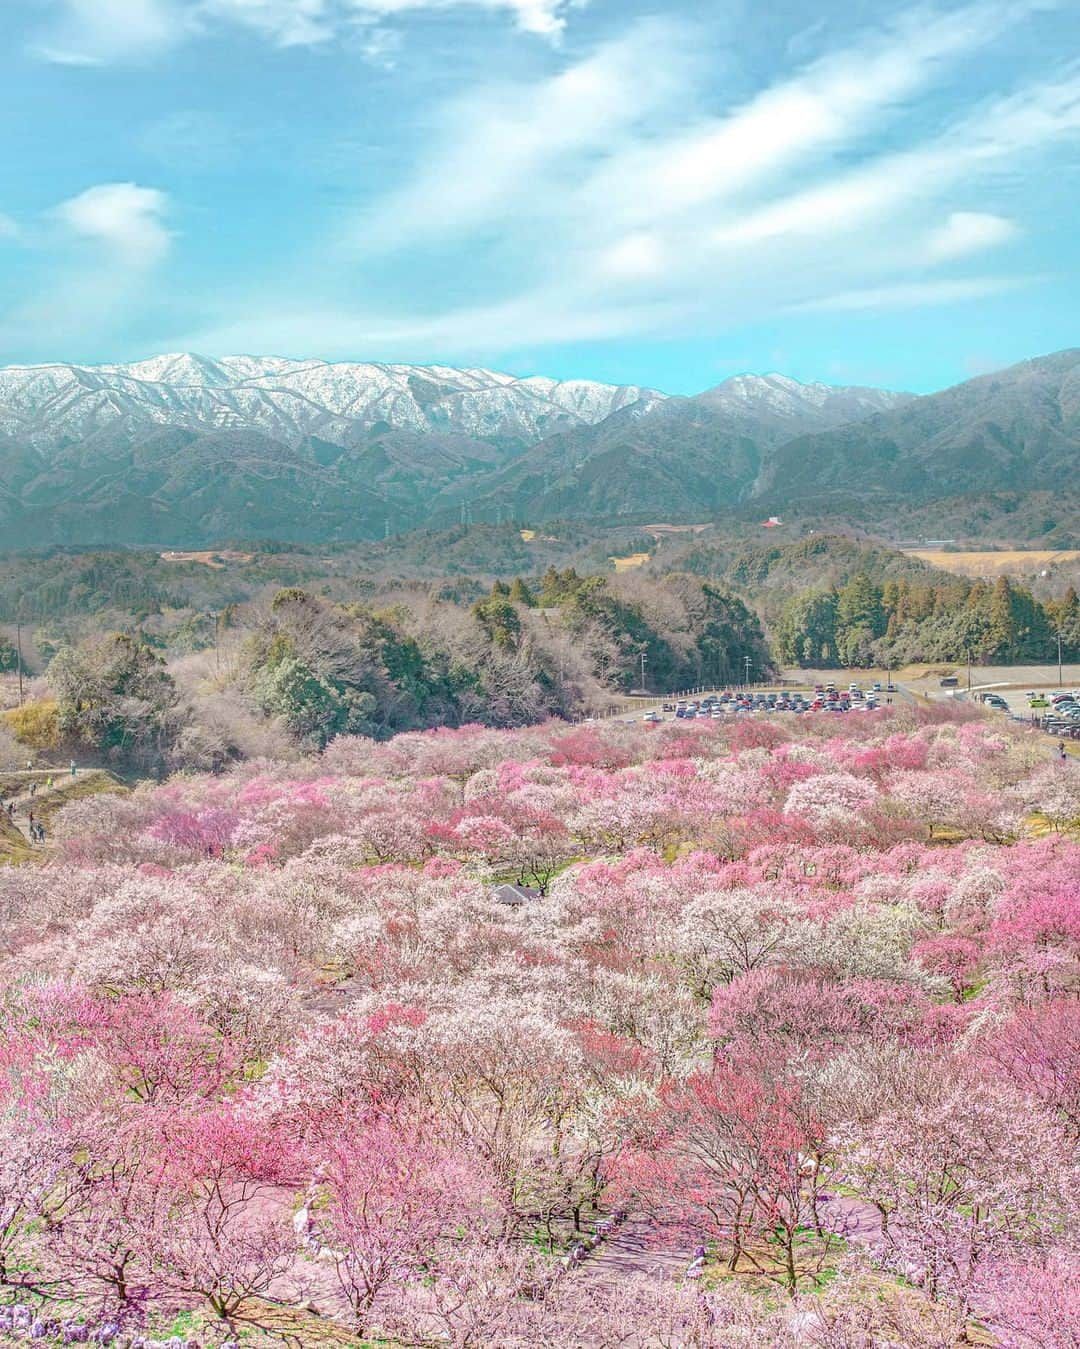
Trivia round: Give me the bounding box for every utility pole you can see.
[744,654,752,688]
[966,649,972,693]
[639,649,647,693]
[1058,630,1064,688]
[15,616,24,707]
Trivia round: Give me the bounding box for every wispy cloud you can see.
[30,0,574,62]
[31,0,189,65]
[15,0,1080,368]
[0,184,175,357]
[925,212,1020,262]
[189,2,1077,358]
[789,276,1032,314]
[348,0,573,40]
[354,16,698,252]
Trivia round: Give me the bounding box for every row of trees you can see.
[777,573,1080,667]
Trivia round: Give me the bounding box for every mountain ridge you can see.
[0,354,666,450]
[0,349,1074,548]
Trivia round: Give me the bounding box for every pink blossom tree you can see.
[304,1108,497,1334]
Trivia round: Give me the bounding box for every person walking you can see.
[70,759,77,777]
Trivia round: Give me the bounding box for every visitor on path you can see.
[29,781,37,798]
[70,760,77,776]
[46,776,53,790]
[1060,741,1068,762]
[25,759,32,772]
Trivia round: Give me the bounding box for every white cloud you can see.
[347,0,571,39]
[199,0,334,46]
[579,0,1027,230]
[788,277,1030,313]
[0,214,18,239]
[30,0,573,60]
[352,0,1064,272]
[54,183,173,267]
[21,1,1080,362]
[200,6,1080,360]
[354,16,699,251]
[601,233,667,280]
[31,0,188,64]
[925,212,1019,262]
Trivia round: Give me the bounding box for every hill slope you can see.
[434,376,908,524]
[757,349,1080,504]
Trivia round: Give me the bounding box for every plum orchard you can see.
[0,704,1077,1345]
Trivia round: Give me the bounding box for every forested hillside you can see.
[1,573,768,774]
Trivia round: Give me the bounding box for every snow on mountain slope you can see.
[0,354,666,450]
[694,372,911,426]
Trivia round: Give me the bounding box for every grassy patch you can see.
[27,770,128,829]
[0,812,33,865]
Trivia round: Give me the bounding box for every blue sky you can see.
[1,0,1078,393]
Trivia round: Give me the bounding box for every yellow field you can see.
[611,552,650,571]
[905,549,1080,576]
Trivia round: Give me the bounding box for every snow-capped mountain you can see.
[0,350,927,549]
[694,372,910,431]
[0,354,665,449]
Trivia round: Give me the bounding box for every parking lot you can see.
[914,671,1080,742]
[972,686,1080,740]
[615,679,906,723]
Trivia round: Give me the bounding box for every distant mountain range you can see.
[0,349,1075,547]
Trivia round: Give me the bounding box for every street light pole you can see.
[639,649,647,693]
[1058,630,1064,688]
[744,654,752,688]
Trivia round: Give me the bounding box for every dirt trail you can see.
[0,770,58,852]
[577,1215,697,1286]
[0,767,125,856]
